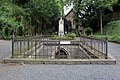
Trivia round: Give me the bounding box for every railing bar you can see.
[98,41,100,58]
[35,39,37,59]
[23,41,25,58]
[38,37,40,59]
[43,35,44,58]
[46,36,48,57]
[20,41,22,57]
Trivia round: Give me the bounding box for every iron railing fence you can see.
[11,35,108,59]
[79,35,108,59]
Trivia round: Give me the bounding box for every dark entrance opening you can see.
[55,49,68,59]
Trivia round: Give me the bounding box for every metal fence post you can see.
[12,32,14,58]
[105,32,108,59]
[58,34,61,59]
[20,41,22,57]
[28,40,30,50]
[35,38,37,59]
[90,36,92,50]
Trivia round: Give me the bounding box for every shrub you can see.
[84,27,93,35]
[67,33,76,38]
[51,34,75,40]
[103,20,120,36]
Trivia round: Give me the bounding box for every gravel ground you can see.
[0,40,120,80]
[108,42,120,64]
[0,40,12,61]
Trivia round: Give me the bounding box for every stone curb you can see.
[3,58,116,65]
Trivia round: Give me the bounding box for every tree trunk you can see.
[100,10,103,35]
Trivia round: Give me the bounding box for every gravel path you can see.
[0,40,11,61]
[108,42,120,64]
[0,41,120,80]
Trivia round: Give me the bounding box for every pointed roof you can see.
[64,4,73,15]
[65,9,74,17]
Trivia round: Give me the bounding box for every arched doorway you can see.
[55,48,69,59]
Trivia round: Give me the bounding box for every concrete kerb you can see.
[0,52,12,63]
[3,54,116,65]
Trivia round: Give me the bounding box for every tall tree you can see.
[65,0,118,34]
[0,0,24,36]
[0,0,67,38]
[94,0,118,34]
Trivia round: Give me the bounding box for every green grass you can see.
[92,35,111,40]
[94,35,120,43]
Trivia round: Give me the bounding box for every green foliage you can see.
[102,20,120,42]
[95,20,120,42]
[4,27,10,36]
[23,0,62,34]
[111,35,120,42]
[94,35,120,42]
[51,35,73,40]
[65,0,118,32]
[0,31,4,39]
[0,1,25,39]
[0,0,62,39]
[51,33,76,40]
[84,27,93,35]
[93,35,113,41]
[94,0,118,10]
[72,0,118,12]
[66,33,76,38]
[103,20,120,36]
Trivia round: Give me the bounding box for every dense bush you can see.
[103,20,120,36]
[66,33,76,38]
[84,27,93,35]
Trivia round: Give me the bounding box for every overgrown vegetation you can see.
[95,20,120,42]
[103,20,120,36]
[93,35,120,43]
[104,20,120,42]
